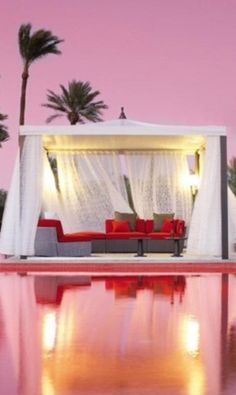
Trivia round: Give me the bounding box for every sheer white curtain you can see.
[152,152,192,222]
[20,136,43,255]
[199,147,205,181]
[125,151,192,221]
[228,187,236,256]
[187,136,221,256]
[0,152,20,255]
[0,136,43,256]
[56,151,131,232]
[41,152,63,219]
[125,152,153,218]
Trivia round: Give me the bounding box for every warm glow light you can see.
[189,173,200,188]
[44,166,54,188]
[43,157,59,212]
[188,366,205,395]
[181,315,200,357]
[188,173,200,195]
[42,374,55,395]
[42,311,57,352]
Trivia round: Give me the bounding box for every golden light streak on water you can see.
[42,311,57,352]
[179,316,205,395]
[41,374,55,395]
[181,315,200,357]
[187,365,205,395]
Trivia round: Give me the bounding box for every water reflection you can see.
[0,273,236,395]
[34,275,91,305]
[42,311,57,352]
[180,315,200,357]
[105,275,186,302]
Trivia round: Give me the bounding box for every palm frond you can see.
[0,112,9,146]
[18,23,31,63]
[0,125,9,146]
[0,128,9,144]
[60,84,73,108]
[0,113,8,122]
[43,80,108,124]
[42,89,69,112]
[45,113,64,124]
[228,157,236,195]
[18,23,63,65]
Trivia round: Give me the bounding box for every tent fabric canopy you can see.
[20,119,227,136]
[0,118,234,258]
[21,119,226,153]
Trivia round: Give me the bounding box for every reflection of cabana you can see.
[105,275,186,300]
[0,118,235,259]
[34,275,91,305]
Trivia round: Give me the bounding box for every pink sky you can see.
[1,0,236,189]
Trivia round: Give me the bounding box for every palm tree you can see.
[42,80,108,124]
[0,113,9,147]
[18,23,63,125]
[228,157,236,195]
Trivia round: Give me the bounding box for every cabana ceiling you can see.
[42,134,206,152]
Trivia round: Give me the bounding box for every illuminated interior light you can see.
[188,173,200,195]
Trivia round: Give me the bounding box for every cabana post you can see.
[220,136,228,259]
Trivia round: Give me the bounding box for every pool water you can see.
[0,273,236,395]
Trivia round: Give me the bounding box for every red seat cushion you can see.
[147,232,172,239]
[61,233,91,242]
[75,231,106,239]
[145,220,154,233]
[106,232,146,239]
[38,219,93,242]
[112,220,130,232]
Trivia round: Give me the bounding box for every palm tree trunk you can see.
[19,65,29,125]
[68,111,79,125]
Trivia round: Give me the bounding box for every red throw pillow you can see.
[160,218,174,233]
[112,220,130,232]
[176,220,185,236]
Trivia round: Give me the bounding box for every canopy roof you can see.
[20,119,226,153]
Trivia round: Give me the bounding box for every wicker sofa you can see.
[35,218,185,256]
[35,219,94,257]
[105,218,185,253]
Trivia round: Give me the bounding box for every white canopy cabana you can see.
[0,118,234,259]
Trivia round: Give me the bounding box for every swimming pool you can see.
[0,273,235,395]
